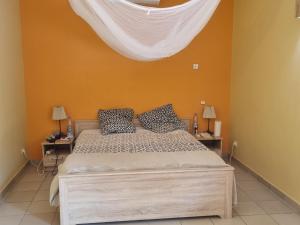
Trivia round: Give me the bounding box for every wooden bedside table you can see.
[194,135,223,156]
[41,139,74,170]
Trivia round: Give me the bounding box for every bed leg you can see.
[59,178,73,225]
[223,172,233,219]
[222,207,232,219]
[59,211,70,225]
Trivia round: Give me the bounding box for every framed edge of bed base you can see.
[58,167,234,225]
[74,119,191,137]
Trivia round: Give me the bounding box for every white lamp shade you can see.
[52,106,67,121]
[203,105,216,119]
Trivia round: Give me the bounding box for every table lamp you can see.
[52,106,67,138]
[202,105,216,134]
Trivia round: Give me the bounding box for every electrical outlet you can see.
[233,141,238,148]
[200,100,206,105]
[229,141,238,164]
[193,64,199,70]
[21,148,27,158]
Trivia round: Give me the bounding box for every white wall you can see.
[0,0,27,192]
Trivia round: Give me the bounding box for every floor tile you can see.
[4,191,36,203]
[235,172,257,182]
[23,165,38,173]
[180,217,213,225]
[276,197,300,212]
[34,190,50,201]
[27,201,57,214]
[244,189,278,202]
[211,216,246,225]
[20,213,55,225]
[241,215,277,225]
[19,173,46,183]
[234,202,265,216]
[11,181,41,192]
[0,215,24,225]
[39,178,53,191]
[231,165,245,174]
[257,201,294,214]
[0,202,30,216]
[237,181,268,192]
[237,189,251,203]
[270,213,300,225]
[21,169,36,176]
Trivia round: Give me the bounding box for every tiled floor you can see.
[0,163,299,225]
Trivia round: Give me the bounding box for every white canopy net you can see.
[69,0,220,61]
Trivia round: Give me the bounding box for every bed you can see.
[52,119,235,225]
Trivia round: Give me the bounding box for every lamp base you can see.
[58,133,66,139]
[206,119,214,135]
[58,120,67,139]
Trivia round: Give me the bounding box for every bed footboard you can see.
[59,167,234,225]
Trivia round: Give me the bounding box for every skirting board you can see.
[0,160,29,199]
[232,158,300,212]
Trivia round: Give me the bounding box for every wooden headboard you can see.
[74,119,191,137]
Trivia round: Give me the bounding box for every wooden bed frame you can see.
[58,120,234,225]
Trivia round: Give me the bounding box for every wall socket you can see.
[200,100,206,105]
[20,148,27,158]
[193,64,199,70]
[232,141,238,148]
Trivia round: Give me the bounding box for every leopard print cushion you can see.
[101,116,135,135]
[138,104,185,133]
[98,108,135,135]
[97,108,134,121]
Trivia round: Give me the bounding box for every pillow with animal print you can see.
[97,108,134,122]
[98,108,135,135]
[138,104,185,133]
[101,115,136,135]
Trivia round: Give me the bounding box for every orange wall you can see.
[20,0,233,159]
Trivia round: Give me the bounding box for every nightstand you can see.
[194,135,223,156]
[41,139,74,170]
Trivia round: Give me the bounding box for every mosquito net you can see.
[69,0,220,61]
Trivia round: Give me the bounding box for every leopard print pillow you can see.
[97,108,134,121]
[146,122,186,133]
[138,104,185,133]
[101,116,135,135]
[98,108,135,135]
